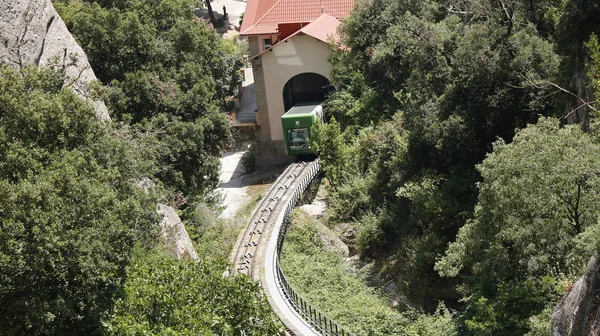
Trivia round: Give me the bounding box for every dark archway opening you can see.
[282,73,334,112]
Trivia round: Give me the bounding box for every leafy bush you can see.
[280,209,457,336]
[0,66,157,335]
[241,144,256,174]
[104,248,284,335]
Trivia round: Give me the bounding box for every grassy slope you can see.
[280,209,410,335]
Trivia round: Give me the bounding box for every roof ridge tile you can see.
[241,0,354,36]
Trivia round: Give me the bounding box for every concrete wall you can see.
[260,35,331,141]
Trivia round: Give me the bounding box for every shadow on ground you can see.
[219,163,288,189]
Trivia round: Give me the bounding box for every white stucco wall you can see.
[260,34,331,141]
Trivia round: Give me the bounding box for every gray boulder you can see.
[0,0,110,120]
[157,204,198,260]
[552,256,600,336]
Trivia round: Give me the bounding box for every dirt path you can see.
[217,147,289,219]
[217,149,250,219]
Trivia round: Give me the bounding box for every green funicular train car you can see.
[281,101,323,156]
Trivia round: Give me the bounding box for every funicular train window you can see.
[287,128,310,150]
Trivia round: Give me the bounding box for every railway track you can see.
[230,159,353,336]
[230,161,309,279]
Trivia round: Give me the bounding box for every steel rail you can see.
[230,159,354,336]
[230,162,305,277]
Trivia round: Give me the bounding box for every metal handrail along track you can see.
[230,160,354,336]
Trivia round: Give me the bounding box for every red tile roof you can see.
[240,0,354,36]
[299,13,342,44]
[249,14,342,60]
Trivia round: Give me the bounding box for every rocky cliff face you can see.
[0,0,109,120]
[157,204,199,260]
[552,256,600,336]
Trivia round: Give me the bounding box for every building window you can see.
[264,38,272,50]
[287,128,310,150]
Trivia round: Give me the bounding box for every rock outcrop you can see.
[157,204,198,260]
[552,256,600,336]
[0,0,109,120]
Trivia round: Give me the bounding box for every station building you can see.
[240,0,354,165]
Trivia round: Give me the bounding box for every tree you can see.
[436,117,600,334]
[0,65,157,335]
[137,113,229,196]
[56,0,242,196]
[322,0,561,309]
[104,249,284,335]
[311,117,350,189]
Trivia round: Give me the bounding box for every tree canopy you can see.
[104,249,283,335]
[55,0,241,196]
[436,117,600,334]
[0,65,157,335]
[314,0,600,333]
[0,1,271,334]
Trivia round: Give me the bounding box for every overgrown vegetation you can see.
[104,248,283,335]
[6,0,600,333]
[55,0,242,196]
[182,191,265,260]
[0,65,158,335]
[314,0,600,334]
[0,0,275,334]
[241,144,257,174]
[280,209,457,336]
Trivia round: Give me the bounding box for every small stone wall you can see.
[256,139,294,168]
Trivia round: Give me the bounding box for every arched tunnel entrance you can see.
[282,73,334,112]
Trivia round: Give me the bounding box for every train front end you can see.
[281,102,323,156]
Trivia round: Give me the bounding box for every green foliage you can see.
[280,209,457,336]
[437,117,600,334]
[311,117,351,188]
[104,248,284,335]
[355,211,387,258]
[179,201,239,260]
[403,303,457,336]
[437,117,600,279]
[140,113,228,196]
[0,66,157,335]
[2,1,263,335]
[461,277,556,336]
[55,0,242,196]
[587,34,600,106]
[320,0,600,331]
[315,115,409,221]
[524,307,553,336]
[241,145,256,174]
[180,189,266,261]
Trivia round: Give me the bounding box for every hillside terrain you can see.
[311,0,600,334]
[2,0,600,335]
[0,0,281,334]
